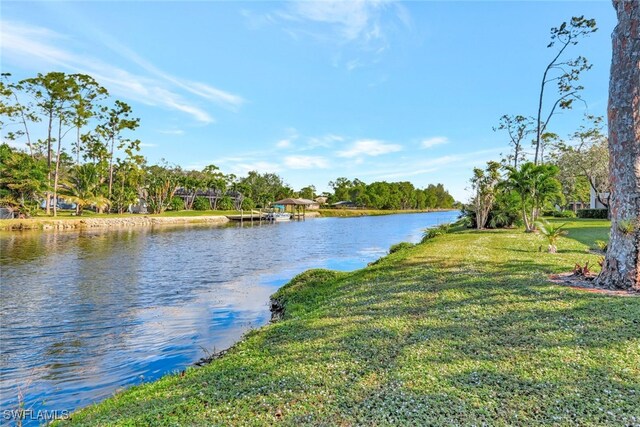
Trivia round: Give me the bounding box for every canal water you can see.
[0,211,459,422]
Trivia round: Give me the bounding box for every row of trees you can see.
[473,7,639,292]
[0,72,143,216]
[468,160,562,232]
[0,138,458,217]
[468,14,608,232]
[328,178,455,210]
[0,72,457,216]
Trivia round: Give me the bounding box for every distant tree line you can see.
[0,71,457,217]
[327,177,455,210]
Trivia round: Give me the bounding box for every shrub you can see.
[543,209,576,218]
[169,196,185,211]
[217,196,233,211]
[461,189,520,229]
[554,210,576,218]
[535,219,568,253]
[421,223,451,243]
[193,197,210,211]
[389,242,414,254]
[241,197,255,211]
[577,208,608,219]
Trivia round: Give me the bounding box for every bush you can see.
[193,197,210,211]
[553,210,576,218]
[389,242,414,254]
[577,208,608,219]
[241,197,255,211]
[217,196,233,211]
[461,189,521,229]
[169,196,184,211]
[421,223,451,243]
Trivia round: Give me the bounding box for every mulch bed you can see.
[549,272,640,297]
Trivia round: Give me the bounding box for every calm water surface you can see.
[0,211,458,421]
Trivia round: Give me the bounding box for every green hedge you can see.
[577,208,608,219]
[193,197,210,211]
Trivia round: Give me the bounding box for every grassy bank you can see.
[61,219,638,426]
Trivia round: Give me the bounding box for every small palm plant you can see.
[60,164,110,215]
[535,219,567,253]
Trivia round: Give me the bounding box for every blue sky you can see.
[1,1,615,200]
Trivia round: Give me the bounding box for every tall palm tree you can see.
[59,163,110,215]
[505,162,562,232]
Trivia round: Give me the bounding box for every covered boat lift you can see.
[273,198,315,220]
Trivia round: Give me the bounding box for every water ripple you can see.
[0,211,459,424]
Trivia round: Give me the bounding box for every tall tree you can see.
[298,185,316,200]
[51,75,80,217]
[97,100,139,198]
[21,72,75,214]
[0,73,40,157]
[505,162,562,232]
[534,16,597,165]
[70,75,108,164]
[596,1,639,291]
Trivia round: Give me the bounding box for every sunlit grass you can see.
[60,219,639,426]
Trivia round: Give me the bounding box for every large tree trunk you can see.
[596,0,640,291]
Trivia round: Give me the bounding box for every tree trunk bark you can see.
[596,0,640,291]
[53,117,63,217]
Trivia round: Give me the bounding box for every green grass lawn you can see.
[61,219,639,426]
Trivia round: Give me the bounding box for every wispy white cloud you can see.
[253,1,411,70]
[336,139,402,158]
[374,168,438,180]
[0,20,244,123]
[275,127,299,149]
[283,1,387,43]
[283,155,329,169]
[233,161,281,175]
[139,143,157,148]
[209,151,282,176]
[305,133,344,149]
[421,136,449,149]
[276,139,292,148]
